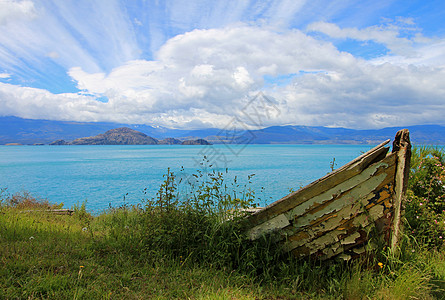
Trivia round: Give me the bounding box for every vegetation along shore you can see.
[1,146,445,299]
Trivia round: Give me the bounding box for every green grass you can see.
[2,148,445,299]
[0,207,267,299]
[0,198,441,299]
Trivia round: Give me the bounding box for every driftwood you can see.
[21,209,74,215]
[245,129,411,260]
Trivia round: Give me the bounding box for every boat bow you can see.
[246,129,412,260]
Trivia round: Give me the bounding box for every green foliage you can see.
[102,165,260,271]
[405,146,445,248]
[4,146,445,299]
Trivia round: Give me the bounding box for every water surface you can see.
[0,144,375,212]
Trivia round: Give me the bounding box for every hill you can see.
[49,127,211,145]
[1,116,445,145]
[69,127,158,145]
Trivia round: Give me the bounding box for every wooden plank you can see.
[280,160,396,250]
[247,153,396,240]
[21,209,74,215]
[291,205,385,259]
[286,156,395,226]
[244,129,411,260]
[282,182,393,252]
[247,214,290,240]
[247,141,390,228]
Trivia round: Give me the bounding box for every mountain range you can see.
[1,116,444,145]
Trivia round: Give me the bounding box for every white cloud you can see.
[0,82,103,121]
[64,26,353,123]
[0,0,140,79]
[307,21,415,56]
[46,51,59,59]
[271,62,445,128]
[0,73,11,79]
[306,19,445,67]
[1,23,445,129]
[0,0,36,26]
[371,40,445,66]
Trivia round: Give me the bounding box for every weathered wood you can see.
[247,140,390,228]
[390,129,411,253]
[244,130,411,261]
[281,171,395,252]
[21,209,74,215]
[281,181,394,252]
[247,151,396,240]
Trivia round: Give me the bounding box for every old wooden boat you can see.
[245,129,411,260]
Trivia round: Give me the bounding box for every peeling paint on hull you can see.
[245,130,411,260]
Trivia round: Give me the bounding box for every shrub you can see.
[0,189,62,210]
[138,167,258,266]
[405,146,445,248]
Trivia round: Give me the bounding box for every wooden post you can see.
[390,129,411,253]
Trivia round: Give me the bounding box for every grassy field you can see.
[2,148,445,299]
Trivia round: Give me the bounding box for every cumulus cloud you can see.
[1,23,445,129]
[271,63,445,128]
[64,26,357,127]
[0,0,36,26]
[0,82,103,121]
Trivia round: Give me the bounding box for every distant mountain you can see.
[234,125,445,145]
[181,139,211,145]
[157,137,182,145]
[49,127,211,145]
[1,116,445,145]
[0,116,181,144]
[70,127,158,145]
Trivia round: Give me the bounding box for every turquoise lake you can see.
[0,144,376,213]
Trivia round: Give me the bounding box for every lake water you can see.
[0,144,376,213]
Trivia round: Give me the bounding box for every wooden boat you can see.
[245,129,411,260]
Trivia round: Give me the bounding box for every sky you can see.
[0,0,445,130]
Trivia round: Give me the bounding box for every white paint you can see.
[286,162,388,222]
[247,213,290,240]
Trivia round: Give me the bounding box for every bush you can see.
[405,146,445,248]
[100,166,261,268]
[0,189,62,210]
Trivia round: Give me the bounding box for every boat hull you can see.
[246,130,411,260]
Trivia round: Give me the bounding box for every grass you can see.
[0,206,264,299]
[2,148,445,299]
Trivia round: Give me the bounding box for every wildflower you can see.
[440,236,443,239]
[378,262,383,269]
[82,227,88,232]
[420,203,423,206]
[412,250,415,253]
[124,225,129,229]
[29,236,34,240]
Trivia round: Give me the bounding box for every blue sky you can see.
[0,0,444,129]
